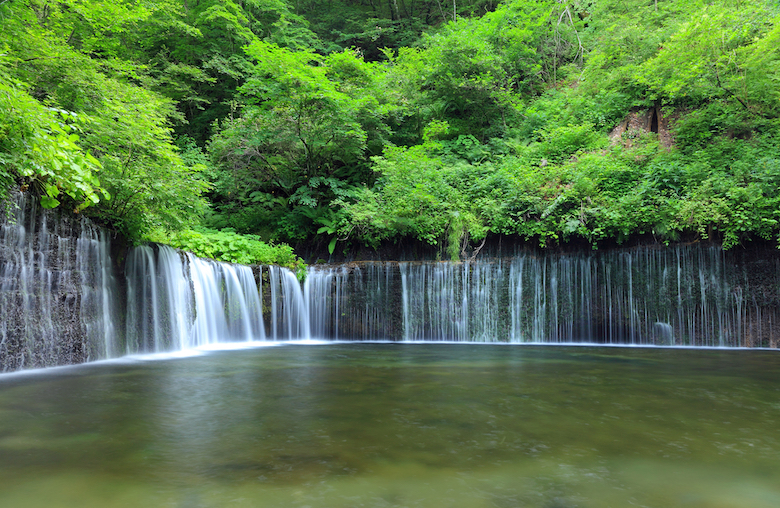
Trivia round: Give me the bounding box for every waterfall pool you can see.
[0,343,778,508]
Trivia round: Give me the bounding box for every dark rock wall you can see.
[306,245,780,347]
[0,193,121,371]
[2,192,778,373]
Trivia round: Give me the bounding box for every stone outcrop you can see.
[2,191,779,373]
[609,106,675,149]
[0,192,120,371]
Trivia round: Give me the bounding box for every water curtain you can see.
[2,190,778,373]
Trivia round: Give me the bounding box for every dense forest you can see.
[1,0,779,263]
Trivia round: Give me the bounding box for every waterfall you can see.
[77,223,119,357]
[116,243,780,349]
[3,190,779,373]
[304,265,346,339]
[124,245,270,351]
[188,253,264,345]
[124,245,193,352]
[0,192,119,370]
[267,265,309,340]
[306,263,398,341]
[301,247,780,347]
[394,262,503,341]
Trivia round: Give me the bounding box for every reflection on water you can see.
[0,344,779,507]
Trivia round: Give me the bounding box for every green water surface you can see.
[0,344,779,508]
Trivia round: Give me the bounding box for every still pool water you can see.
[0,343,779,508]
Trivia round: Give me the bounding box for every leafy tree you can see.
[1,1,209,239]
[207,42,398,241]
[637,4,779,116]
[401,0,558,140]
[0,54,104,209]
[121,0,323,143]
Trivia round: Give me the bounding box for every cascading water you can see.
[267,265,309,340]
[124,245,193,352]
[3,190,779,373]
[77,222,119,358]
[304,263,398,341]
[303,246,780,347]
[398,261,504,342]
[188,253,265,345]
[0,192,119,371]
[124,245,272,351]
[122,249,319,349]
[110,242,780,349]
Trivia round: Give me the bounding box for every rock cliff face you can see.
[2,192,779,373]
[303,246,780,347]
[0,193,120,371]
[609,106,675,149]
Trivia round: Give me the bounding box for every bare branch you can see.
[467,236,488,264]
[563,6,585,66]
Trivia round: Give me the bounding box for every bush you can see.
[151,228,305,272]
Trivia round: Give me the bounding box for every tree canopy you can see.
[2,0,779,260]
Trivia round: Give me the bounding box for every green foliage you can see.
[116,0,322,143]
[337,142,487,252]
[636,5,778,112]
[206,42,396,241]
[337,123,780,251]
[1,1,210,240]
[152,228,305,271]
[395,0,559,140]
[0,55,105,209]
[199,0,780,254]
[4,0,780,258]
[81,74,211,238]
[295,0,493,60]
[239,41,371,176]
